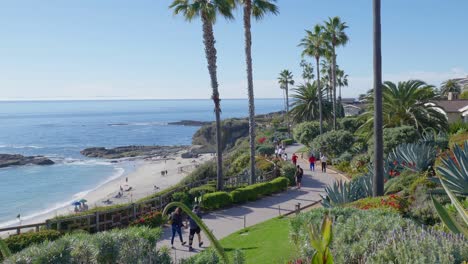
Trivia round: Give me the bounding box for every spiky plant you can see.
[163,202,228,263]
[388,143,437,173]
[306,214,334,264]
[437,141,468,196]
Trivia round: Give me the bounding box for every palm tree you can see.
[239,0,278,185]
[320,59,332,101]
[440,79,461,97]
[373,0,384,196]
[323,16,349,130]
[169,0,234,191]
[336,67,348,101]
[290,81,331,122]
[278,70,294,137]
[299,24,327,134]
[300,59,315,84]
[359,80,448,135]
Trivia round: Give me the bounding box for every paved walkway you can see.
[158,144,339,262]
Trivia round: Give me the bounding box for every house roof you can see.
[432,100,468,113]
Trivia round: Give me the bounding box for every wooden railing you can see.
[0,222,47,235]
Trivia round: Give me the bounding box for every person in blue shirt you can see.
[188,205,204,251]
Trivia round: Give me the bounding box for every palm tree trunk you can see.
[243,0,256,185]
[316,57,323,134]
[332,49,337,130]
[373,0,384,196]
[286,84,290,137]
[202,13,223,191]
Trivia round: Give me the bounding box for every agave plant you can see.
[436,141,468,196]
[163,201,228,264]
[388,143,437,172]
[321,174,372,208]
[306,214,334,264]
[419,128,448,149]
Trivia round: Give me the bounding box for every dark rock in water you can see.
[181,152,199,159]
[168,120,211,126]
[80,145,188,159]
[0,154,54,168]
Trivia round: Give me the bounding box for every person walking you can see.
[292,153,298,166]
[308,155,316,171]
[295,165,304,189]
[187,205,204,251]
[320,153,328,173]
[170,207,186,249]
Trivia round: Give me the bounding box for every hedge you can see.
[281,139,294,146]
[188,184,216,198]
[4,230,62,254]
[230,177,289,204]
[201,192,232,210]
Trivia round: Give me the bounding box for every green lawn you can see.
[220,217,295,264]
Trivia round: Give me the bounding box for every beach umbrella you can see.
[79,199,87,203]
[72,201,81,206]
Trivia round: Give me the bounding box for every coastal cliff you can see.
[80,145,188,159]
[192,119,250,153]
[0,154,54,168]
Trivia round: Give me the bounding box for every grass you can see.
[220,217,294,264]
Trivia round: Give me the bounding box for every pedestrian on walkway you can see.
[320,153,328,173]
[308,155,316,171]
[187,205,204,251]
[170,207,186,248]
[292,153,298,165]
[295,165,304,189]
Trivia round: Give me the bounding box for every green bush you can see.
[172,191,191,207]
[281,163,297,186]
[229,153,251,175]
[230,188,256,204]
[181,161,216,184]
[4,230,62,254]
[332,151,353,165]
[293,121,321,146]
[449,120,468,135]
[255,157,274,172]
[188,184,216,198]
[339,117,364,133]
[256,145,275,156]
[202,192,232,210]
[368,126,419,156]
[269,177,289,193]
[310,130,354,157]
[130,211,165,228]
[230,177,289,204]
[384,170,420,195]
[276,127,288,133]
[281,138,294,146]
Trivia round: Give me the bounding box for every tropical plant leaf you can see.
[440,180,468,227]
[431,195,468,236]
[321,214,333,247]
[163,202,228,263]
[0,238,11,259]
[388,143,437,172]
[437,141,468,196]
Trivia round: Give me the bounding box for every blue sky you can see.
[0,0,467,100]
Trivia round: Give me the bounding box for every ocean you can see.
[0,99,282,227]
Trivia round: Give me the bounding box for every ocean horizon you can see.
[0,99,283,227]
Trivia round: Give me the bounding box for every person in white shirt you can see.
[320,154,328,173]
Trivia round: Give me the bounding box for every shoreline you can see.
[0,152,211,235]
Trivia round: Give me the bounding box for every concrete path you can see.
[158,144,339,262]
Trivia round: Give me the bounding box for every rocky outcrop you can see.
[192,119,250,153]
[0,154,54,168]
[168,120,211,126]
[80,145,188,159]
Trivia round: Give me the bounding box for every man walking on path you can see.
[320,153,328,173]
[292,153,298,165]
[295,165,304,189]
[187,205,204,251]
[308,155,316,171]
[170,207,186,249]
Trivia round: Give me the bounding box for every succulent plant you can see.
[436,141,468,196]
[388,143,437,172]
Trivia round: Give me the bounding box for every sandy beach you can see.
[1,152,211,237]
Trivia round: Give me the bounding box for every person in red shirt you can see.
[292,153,298,165]
[308,155,316,171]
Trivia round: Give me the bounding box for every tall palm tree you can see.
[323,16,349,130]
[169,0,234,191]
[320,59,332,101]
[300,59,315,84]
[290,81,331,123]
[373,0,383,196]
[238,0,278,185]
[358,80,448,135]
[299,24,327,134]
[278,70,294,137]
[440,79,461,97]
[336,68,348,101]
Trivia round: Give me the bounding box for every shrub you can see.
[269,177,289,193]
[256,145,275,156]
[449,120,468,135]
[384,170,420,195]
[4,230,62,254]
[332,151,353,165]
[281,163,297,186]
[365,227,468,263]
[255,157,274,172]
[130,211,164,228]
[229,153,251,175]
[202,192,232,210]
[290,208,412,264]
[346,194,408,214]
[293,121,321,146]
[334,161,351,173]
[172,191,191,207]
[281,138,294,146]
[276,127,288,133]
[230,188,256,204]
[368,125,419,156]
[310,130,354,157]
[230,177,289,204]
[181,161,216,184]
[407,185,440,225]
[448,131,468,149]
[350,153,370,174]
[188,184,216,198]
[339,117,364,133]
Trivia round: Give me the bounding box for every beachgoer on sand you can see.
[295,165,304,189]
[170,207,186,248]
[188,205,204,251]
